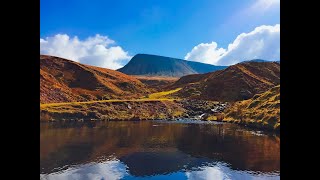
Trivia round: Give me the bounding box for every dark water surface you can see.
[40,120,280,180]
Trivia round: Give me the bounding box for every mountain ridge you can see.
[241,59,280,63]
[168,61,280,101]
[118,54,227,77]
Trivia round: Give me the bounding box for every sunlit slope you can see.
[40,55,150,103]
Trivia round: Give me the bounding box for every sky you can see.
[40,0,280,69]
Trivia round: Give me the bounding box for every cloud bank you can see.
[185,24,280,65]
[40,34,131,69]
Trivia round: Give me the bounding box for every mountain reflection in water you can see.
[40,120,280,180]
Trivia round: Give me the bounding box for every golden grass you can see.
[237,64,274,85]
[205,114,225,121]
[40,97,186,121]
[40,87,187,122]
[40,98,178,108]
[147,88,182,99]
[40,55,150,104]
[41,88,183,109]
[224,85,280,131]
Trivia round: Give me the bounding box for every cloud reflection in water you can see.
[40,160,128,180]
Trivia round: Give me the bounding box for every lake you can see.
[40,120,280,180]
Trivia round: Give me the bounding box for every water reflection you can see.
[40,159,128,180]
[40,120,280,179]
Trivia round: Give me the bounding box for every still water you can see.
[40,120,280,180]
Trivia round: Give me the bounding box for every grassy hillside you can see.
[40,55,280,132]
[40,55,150,103]
[223,85,280,131]
[133,75,179,91]
[170,61,280,101]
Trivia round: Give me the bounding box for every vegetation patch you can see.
[41,100,186,121]
[147,88,182,99]
[223,85,280,132]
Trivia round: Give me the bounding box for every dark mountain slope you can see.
[118,54,227,77]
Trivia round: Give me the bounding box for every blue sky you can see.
[40,0,280,69]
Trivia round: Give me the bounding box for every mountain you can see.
[132,75,179,91]
[117,54,227,77]
[224,85,280,131]
[169,61,280,101]
[242,59,269,63]
[242,59,280,63]
[40,55,150,103]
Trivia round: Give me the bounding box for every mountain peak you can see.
[118,54,227,77]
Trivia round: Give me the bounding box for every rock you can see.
[183,114,190,118]
[197,113,209,120]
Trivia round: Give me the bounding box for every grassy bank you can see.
[40,86,280,133]
[41,98,177,108]
[41,100,186,121]
[41,88,182,108]
[218,85,280,132]
[40,88,186,121]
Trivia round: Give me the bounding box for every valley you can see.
[40,2,280,179]
[40,54,280,132]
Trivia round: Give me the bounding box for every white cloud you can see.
[185,24,280,65]
[40,34,131,69]
[185,42,226,65]
[185,163,280,180]
[186,166,228,180]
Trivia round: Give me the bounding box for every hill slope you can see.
[133,75,179,91]
[40,55,150,103]
[224,85,280,131]
[169,61,280,101]
[118,54,227,77]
